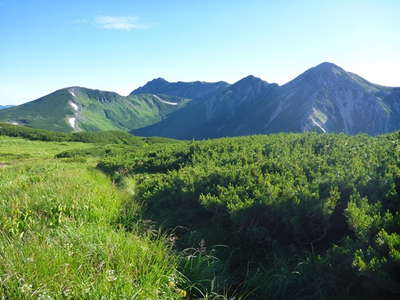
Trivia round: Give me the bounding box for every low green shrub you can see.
[99,132,400,299]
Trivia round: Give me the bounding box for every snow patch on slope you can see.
[152,94,178,105]
[68,117,76,129]
[69,101,79,112]
[69,88,77,98]
[310,116,326,133]
[303,108,327,133]
[67,100,80,130]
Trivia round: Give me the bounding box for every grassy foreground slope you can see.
[0,137,194,299]
[2,127,400,299]
[99,132,400,299]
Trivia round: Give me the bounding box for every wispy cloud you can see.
[94,15,146,31]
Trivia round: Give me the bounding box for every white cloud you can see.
[95,15,145,31]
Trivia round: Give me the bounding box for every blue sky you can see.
[0,0,399,105]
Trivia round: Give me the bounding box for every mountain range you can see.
[1,62,399,138]
[0,105,14,110]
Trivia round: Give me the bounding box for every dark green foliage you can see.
[0,122,70,141]
[99,132,400,299]
[69,131,145,145]
[55,145,135,159]
[0,123,179,145]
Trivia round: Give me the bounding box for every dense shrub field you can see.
[2,127,400,299]
[98,132,400,299]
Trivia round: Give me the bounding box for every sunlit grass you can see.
[0,137,186,299]
[0,136,92,163]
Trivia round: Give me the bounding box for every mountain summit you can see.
[285,62,351,89]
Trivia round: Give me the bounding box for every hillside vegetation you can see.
[1,127,400,299]
[99,132,400,299]
[0,88,188,132]
[0,122,178,145]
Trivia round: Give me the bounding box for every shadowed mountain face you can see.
[1,62,399,136]
[135,62,400,139]
[134,75,279,139]
[130,78,230,100]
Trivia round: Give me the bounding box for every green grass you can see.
[0,136,92,162]
[0,136,241,299]
[0,137,188,299]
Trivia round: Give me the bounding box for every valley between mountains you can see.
[1,62,400,138]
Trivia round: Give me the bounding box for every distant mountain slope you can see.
[3,62,399,137]
[134,75,279,139]
[131,78,230,100]
[0,105,14,110]
[135,62,400,138]
[0,87,188,132]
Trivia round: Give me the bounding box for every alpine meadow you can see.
[1,1,400,299]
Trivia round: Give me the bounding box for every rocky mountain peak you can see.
[283,62,355,91]
[303,62,347,79]
[150,77,169,84]
[231,75,272,90]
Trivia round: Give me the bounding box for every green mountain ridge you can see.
[0,87,189,132]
